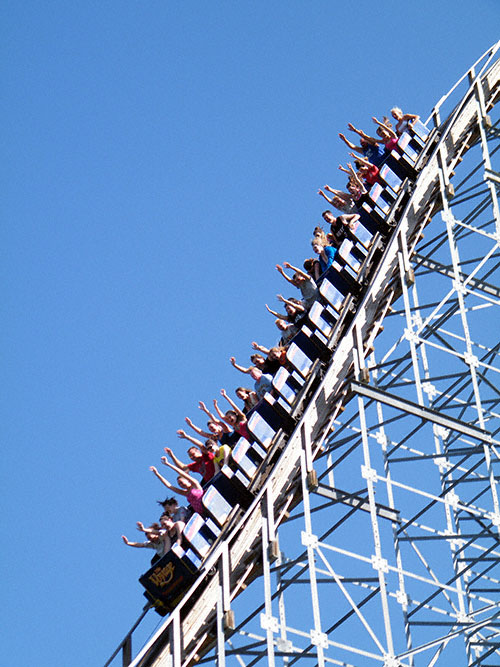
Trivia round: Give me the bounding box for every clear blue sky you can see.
[2,2,499,665]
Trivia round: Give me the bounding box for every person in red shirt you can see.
[349,153,380,186]
[163,432,215,484]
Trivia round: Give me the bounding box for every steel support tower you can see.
[107,42,500,667]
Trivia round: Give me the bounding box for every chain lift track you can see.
[106,42,500,667]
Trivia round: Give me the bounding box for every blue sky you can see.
[2,2,500,665]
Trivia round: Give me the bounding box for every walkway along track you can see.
[126,44,500,667]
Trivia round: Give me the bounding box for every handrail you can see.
[103,607,149,667]
[425,40,500,127]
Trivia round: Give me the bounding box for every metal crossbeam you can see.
[413,253,500,299]
[350,380,493,444]
[312,483,400,522]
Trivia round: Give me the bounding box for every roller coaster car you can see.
[139,544,202,616]
[247,392,297,450]
[272,365,306,407]
[284,327,329,381]
[183,512,221,559]
[407,119,431,148]
[347,217,375,251]
[232,436,268,481]
[317,266,355,314]
[207,467,255,512]
[385,150,417,181]
[360,204,392,237]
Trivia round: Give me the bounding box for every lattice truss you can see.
[199,70,500,667]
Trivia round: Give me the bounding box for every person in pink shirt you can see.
[371,116,399,152]
[150,462,205,515]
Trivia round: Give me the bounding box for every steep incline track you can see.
[108,43,500,667]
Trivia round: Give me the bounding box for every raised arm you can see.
[184,416,211,439]
[265,303,282,318]
[176,429,203,448]
[338,132,361,153]
[220,388,245,420]
[143,527,161,538]
[347,122,378,144]
[163,460,202,490]
[162,449,188,471]
[318,189,334,205]
[372,116,397,139]
[324,185,350,200]
[150,465,184,495]
[349,152,372,168]
[346,163,365,190]
[276,264,296,285]
[277,294,305,312]
[252,341,271,355]
[122,535,149,548]
[135,523,160,538]
[230,356,252,374]
[283,261,311,282]
[207,405,231,433]
[198,400,218,424]
[212,398,226,421]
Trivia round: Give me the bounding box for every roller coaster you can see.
[105,42,500,667]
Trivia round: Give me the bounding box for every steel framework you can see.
[107,42,500,667]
